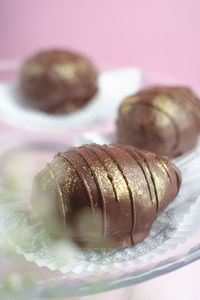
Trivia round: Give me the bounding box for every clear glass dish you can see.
[0,65,200,299]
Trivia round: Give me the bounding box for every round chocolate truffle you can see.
[31,144,181,249]
[117,86,200,158]
[19,50,98,114]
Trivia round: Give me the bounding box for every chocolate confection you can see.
[117,86,200,158]
[31,144,181,249]
[19,50,98,114]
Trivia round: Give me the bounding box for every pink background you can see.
[1,0,200,85]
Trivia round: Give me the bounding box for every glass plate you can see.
[0,65,200,299]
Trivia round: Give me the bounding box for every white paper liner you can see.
[0,135,200,275]
[0,68,142,131]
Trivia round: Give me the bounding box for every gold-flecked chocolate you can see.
[53,63,77,80]
[23,63,44,77]
[117,86,200,158]
[19,49,98,115]
[31,143,181,249]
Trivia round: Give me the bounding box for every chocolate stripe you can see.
[86,145,118,202]
[163,89,199,133]
[158,159,171,183]
[56,182,66,229]
[47,163,66,228]
[73,147,107,236]
[175,169,182,193]
[57,152,95,218]
[134,149,160,213]
[174,88,200,118]
[121,102,180,155]
[118,145,155,206]
[94,144,135,245]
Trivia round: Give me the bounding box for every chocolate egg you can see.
[117,86,200,158]
[19,50,98,114]
[31,144,181,249]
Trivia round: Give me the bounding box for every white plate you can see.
[0,68,142,131]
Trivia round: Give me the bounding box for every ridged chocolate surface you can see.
[31,144,181,249]
[19,50,98,114]
[117,86,200,158]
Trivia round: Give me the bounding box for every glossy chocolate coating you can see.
[117,86,200,158]
[19,50,98,114]
[31,144,181,249]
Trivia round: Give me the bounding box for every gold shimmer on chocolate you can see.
[19,49,98,114]
[31,144,181,249]
[117,86,200,158]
